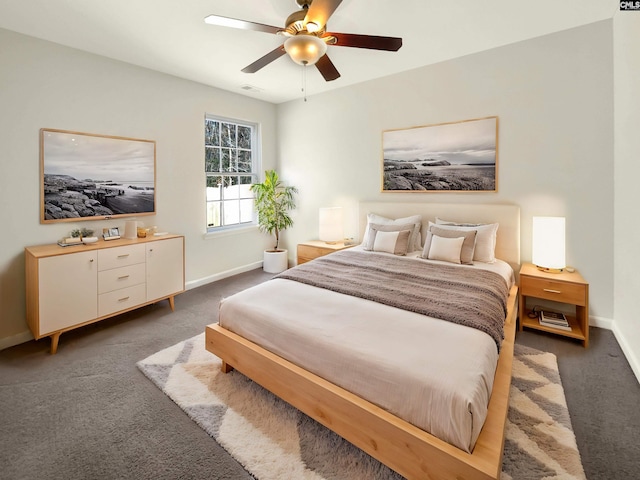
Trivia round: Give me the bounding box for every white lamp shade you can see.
[319,207,343,243]
[284,34,327,66]
[532,216,566,270]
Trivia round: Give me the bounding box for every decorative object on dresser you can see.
[250,170,298,273]
[297,240,353,265]
[25,234,185,354]
[382,116,498,192]
[318,206,343,244]
[519,262,589,347]
[123,220,138,239]
[102,227,121,241]
[532,216,566,273]
[40,129,156,223]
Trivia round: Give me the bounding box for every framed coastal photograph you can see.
[40,129,156,223]
[382,116,498,192]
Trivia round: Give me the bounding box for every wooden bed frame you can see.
[206,203,520,480]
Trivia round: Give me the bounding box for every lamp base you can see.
[535,265,564,274]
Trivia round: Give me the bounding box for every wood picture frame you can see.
[40,128,156,223]
[382,116,498,192]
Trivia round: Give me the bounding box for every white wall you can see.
[277,21,614,322]
[613,12,640,380]
[0,29,277,348]
[0,20,625,359]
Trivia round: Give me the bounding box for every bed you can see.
[206,202,520,480]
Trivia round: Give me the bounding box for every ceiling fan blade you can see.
[325,32,402,51]
[304,0,343,31]
[241,46,286,73]
[204,14,281,35]
[315,54,340,81]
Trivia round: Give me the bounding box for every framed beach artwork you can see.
[382,116,498,192]
[40,129,156,223]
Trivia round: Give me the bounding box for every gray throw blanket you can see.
[276,250,508,351]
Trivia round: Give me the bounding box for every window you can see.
[205,116,259,231]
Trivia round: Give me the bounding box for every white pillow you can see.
[372,230,411,255]
[364,213,422,251]
[426,235,465,264]
[435,218,499,263]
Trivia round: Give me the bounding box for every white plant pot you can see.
[263,249,288,273]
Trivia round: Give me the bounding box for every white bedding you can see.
[218,249,514,453]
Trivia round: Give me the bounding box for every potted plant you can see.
[250,169,298,273]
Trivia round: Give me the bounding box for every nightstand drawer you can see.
[520,275,586,306]
[297,245,330,263]
[297,241,354,265]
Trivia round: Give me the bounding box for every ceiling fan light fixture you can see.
[305,21,320,33]
[284,34,327,66]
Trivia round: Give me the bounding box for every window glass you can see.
[205,117,259,231]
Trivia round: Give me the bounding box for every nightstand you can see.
[297,240,354,265]
[518,263,589,347]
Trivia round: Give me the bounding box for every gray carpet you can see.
[1,268,639,480]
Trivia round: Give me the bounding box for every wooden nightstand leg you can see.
[168,296,175,311]
[577,305,589,347]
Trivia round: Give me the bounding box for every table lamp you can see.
[532,216,566,273]
[319,207,343,244]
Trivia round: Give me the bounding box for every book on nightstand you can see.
[539,310,571,331]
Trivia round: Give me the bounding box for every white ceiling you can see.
[0,0,616,104]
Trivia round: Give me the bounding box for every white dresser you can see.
[25,234,185,353]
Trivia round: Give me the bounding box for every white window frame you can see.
[205,115,260,233]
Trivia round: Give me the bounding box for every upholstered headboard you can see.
[358,202,521,271]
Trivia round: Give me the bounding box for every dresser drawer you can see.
[520,275,586,306]
[98,244,145,271]
[98,283,147,317]
[98,263,146,294]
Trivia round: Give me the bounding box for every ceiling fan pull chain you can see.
[302,64,307,102]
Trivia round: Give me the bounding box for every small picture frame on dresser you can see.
[103,227,121,241]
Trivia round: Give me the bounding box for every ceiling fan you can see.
[204,0,403,82]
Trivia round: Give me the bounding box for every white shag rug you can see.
[138,334,585,480]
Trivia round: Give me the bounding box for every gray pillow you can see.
[363,222,415,255]
[422,225,477,264]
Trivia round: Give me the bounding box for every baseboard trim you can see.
[186,261,264,290]
[0,330,34,351]
[612,323,640,385]
[590,315,613,330]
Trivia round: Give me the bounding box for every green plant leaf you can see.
[250,170,298,250]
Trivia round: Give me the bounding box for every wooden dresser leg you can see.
[168,296,175,311]
[221,361,234,374]
[50,332,61,355]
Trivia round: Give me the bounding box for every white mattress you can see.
[218,251,514,452]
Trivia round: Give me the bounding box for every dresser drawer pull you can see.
[118,296,130,302]
[543,288,562,294]
[117,275,130,280]
[117,254,130,258]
